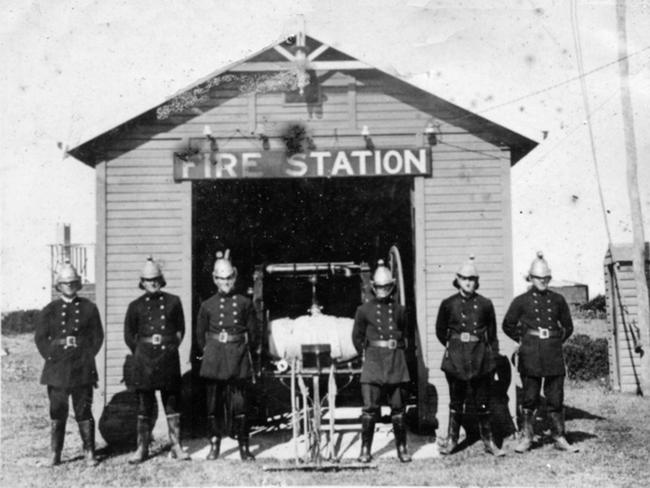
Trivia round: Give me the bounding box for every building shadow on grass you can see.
[528,429,597,450]
[508,388,602,450]
[565,404,605,421]
[565,430,597,443]
[515,386,606,428]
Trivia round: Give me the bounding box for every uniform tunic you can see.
[124,291,185,390]
[352,297,410,385]
[502,288,573,377]
[435,292,498,381]
[35,296,104,388]
[197,292,257,380]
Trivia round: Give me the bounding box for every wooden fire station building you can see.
[69,34,537,431]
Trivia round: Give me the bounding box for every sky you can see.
[1,0,649,311]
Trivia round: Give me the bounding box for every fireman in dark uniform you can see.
[352,259,411,463]
[197,250,257,461]
[124,256,190,463]
[502,251,578,453]
[35,260,104,467]
[435,256,504,456]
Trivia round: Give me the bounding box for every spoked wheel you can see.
[388,245,405,307]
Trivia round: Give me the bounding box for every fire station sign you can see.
[173,148,432,180]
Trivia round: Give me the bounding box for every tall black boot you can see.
[77,419,98,467]
[128,416,150,464]
[206,415,221,460]
[167,414,190,460]
[440,409,461,455]
[478,414,505,457]
[514,409,534,453]
[550,411,579,453]
[236,414,255,461]
[50,419,66,467]
[392,413,412,463]
[357,413,375,463]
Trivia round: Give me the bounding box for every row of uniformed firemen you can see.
[35,250,578,466]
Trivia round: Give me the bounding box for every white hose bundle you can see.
[268,313,357,361]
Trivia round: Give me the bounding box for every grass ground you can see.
[2,331,649,487]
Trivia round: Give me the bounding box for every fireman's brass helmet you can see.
[213,250,237,279]
[55,259,83,291]
[139,256,166,288]
[527,251,552,280]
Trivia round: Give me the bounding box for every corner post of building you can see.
[503,152,516,429]
[180,180,193,375]
[94,160,107,414]
[412,176,432,431]
[635,243,650,392]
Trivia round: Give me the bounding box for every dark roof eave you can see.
[67,107,160,167]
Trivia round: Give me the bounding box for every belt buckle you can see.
[152,334,162,345]
[65,336,77,348]
[538,328,550,339]
[218,330,228,343]
[460,332,470,343]
[387,339,397,349]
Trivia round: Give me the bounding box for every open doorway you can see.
[192,177,415,308]
[190,176,418,418]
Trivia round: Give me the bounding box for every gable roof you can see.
[605,243,650,264]
[68,34,537,166]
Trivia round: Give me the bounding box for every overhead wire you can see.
[523,91,618,167]
[442,2,649,172]
[468,44,649,121]
[522,55,649,169]
[571,0,644,394]
[439,43,650,129]
[410,4,649,169]
[569,0,614,246]
[437,140,507,162]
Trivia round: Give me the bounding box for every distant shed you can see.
[604,243,649,393]
[548,279,589,307]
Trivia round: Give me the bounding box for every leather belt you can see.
[367,339,405,350]
[52,336,78,349]
[139,334,177,345]
[527,327,563,339]
[207,330,246,343]
[450,332,480,343]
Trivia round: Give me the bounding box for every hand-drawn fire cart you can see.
[251,246,413,470]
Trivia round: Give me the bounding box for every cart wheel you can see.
[388,245,405,306]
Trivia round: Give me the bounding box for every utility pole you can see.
[616,0,650,392]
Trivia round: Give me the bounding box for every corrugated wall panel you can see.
[107,186,183,194]
[106,178,178,189]
[106,193,184,203]
[107,158,181,167]
[104,226,182,236]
